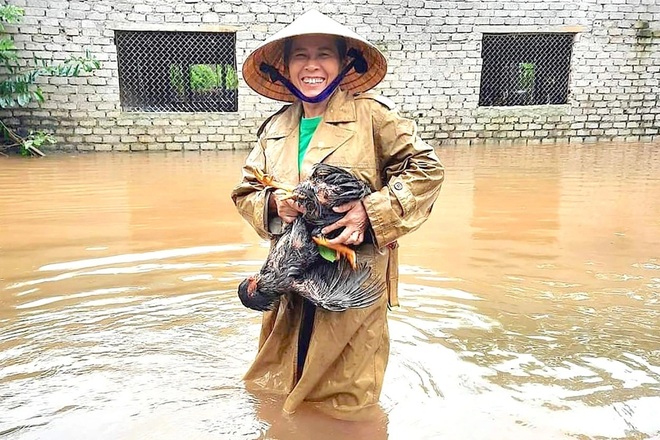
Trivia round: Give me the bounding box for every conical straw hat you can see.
[242,10,388,102]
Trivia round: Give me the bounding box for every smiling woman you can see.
[284,35,343,117]
[232,9,444,421]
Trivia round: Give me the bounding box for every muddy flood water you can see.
[1,143,659,440]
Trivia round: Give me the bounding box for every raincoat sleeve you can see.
[362,105,445,248]
[230,141,277,241]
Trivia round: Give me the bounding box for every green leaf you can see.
[16,93,29,106]
[318,245,337,262]
[0,5,24,25]
[0,34,100,113]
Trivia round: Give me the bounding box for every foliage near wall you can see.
[0,3,99,155]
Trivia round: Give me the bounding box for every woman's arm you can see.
[231,141,305,239]
[363,105,445,248]
[230,142,276,241]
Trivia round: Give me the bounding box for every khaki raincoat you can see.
[231,89,444,420]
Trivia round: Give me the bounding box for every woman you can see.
[232,9,444,420]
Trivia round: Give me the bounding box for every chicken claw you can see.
[253,168,296,193]
[312,236,357,270]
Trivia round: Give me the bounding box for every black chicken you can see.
[238,164,383,312]
[254,163,372,268]
[238,216,383,312]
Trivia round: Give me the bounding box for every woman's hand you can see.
[269,191,305,224]
[322,200,369,246]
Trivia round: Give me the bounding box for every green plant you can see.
[169,64,185,97]
[0,3,100,156]
[190,64,219,92]
[225,64,238,90]
[0,122,54,156]
[168,63,238,98]
[518,62,535,105]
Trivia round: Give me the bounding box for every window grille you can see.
[478,33,575,107]
[115,30,238,113]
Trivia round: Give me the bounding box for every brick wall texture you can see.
[2,0,659,151]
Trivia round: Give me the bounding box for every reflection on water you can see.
[1,144,659,439]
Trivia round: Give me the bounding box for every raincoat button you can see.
[393,182,403,190]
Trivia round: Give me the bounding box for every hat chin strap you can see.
[260,48,368,103]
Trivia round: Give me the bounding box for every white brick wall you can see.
[1,0,659,151]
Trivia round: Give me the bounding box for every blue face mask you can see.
[260,48,368,103]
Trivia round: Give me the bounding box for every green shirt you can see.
[298,115,322,170]
[298,115,336,262]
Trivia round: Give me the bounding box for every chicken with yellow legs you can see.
[238,164,383,312]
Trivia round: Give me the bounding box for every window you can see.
[115,31,238,112]
[478,33,574,107]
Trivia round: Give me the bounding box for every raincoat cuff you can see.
[389,176,417,216]
[250,189,273,240]
[264,190,285,236]
[363,190,399,248]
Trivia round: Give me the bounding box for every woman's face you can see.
[287,35,342,99]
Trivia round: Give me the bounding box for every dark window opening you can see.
[478,33,574,107]
[115,30,238,112]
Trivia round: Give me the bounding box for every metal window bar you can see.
[478,33,575,107]
[115,30,238,112]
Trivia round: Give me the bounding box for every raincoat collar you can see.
[263,89,356,140]
[321,89,357,123]
[262,90,357,181]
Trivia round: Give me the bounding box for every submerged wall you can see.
[2,0,659,151]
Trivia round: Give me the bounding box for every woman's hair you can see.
[283,36,347,67]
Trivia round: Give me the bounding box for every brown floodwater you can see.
[1,144,659,440]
